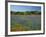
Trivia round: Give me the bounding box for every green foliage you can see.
[11,11,41,15]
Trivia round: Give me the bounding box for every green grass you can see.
[11,23,30,32]
[11,15,41,32]
[11,18,33,32]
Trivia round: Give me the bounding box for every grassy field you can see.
[11,15,41,32]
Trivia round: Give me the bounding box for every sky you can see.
[10,5,41,12]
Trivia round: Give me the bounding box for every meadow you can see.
[11,11,41,32]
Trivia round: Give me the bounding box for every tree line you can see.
[11,11,41,15]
